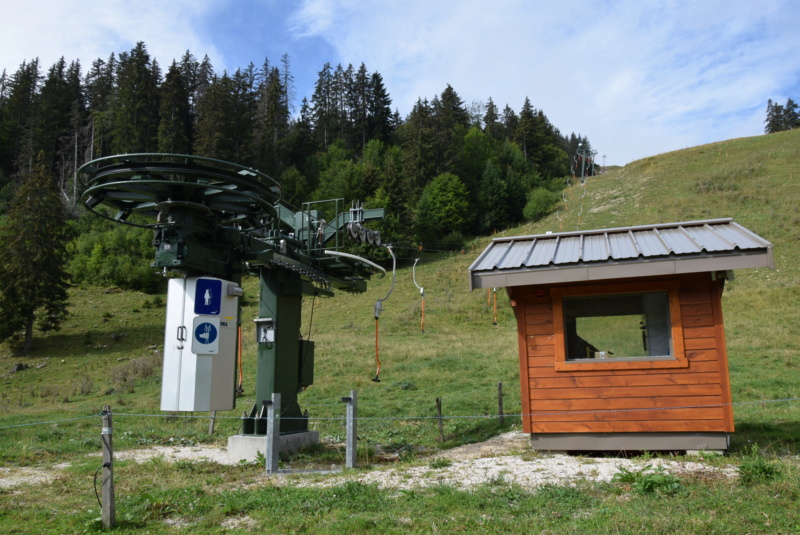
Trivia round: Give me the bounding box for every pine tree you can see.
[400,98,437,203]
[111,42,160,153]
[368,71,394,144]
[35,58,86,196]
[483,97,503,141]
[253,60,289,174]
[84,54,116,159]
[477,160,509,233]
[0,152,70,352]
[0,59,41,176]
[59,60,86,206]
[179,51,199,123]
[230,65,257,164]
[432,85,469,173]
[157,61,191,154]
[311,63,334,150]
[501,105,518,141]
[764,99,782,134]
[194,73,238,161]
[784,98,799,130]
[352,63,371,152]
[280,53,296,116]
[284,97,317,183]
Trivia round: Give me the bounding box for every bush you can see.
[67,213,163,292]
[439,231,465,251]
[523,187,560,221]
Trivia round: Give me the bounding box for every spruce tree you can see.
[368,72,394,144]
[483,97,503,141]
[0,59,41,176]
[0,152,70,352]
[784,98,799,130]
[400,98,437,203]
[84,54,116,159]
[764,99,782,134]
[157,61,191,154]
[111,42,159,153]
[311,63,334,150]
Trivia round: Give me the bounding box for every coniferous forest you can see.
[0,42,594,298]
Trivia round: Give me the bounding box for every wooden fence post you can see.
[436,398,444,442]
[101,405,115,529]
[498,382,505,425]
[208,411,216,435]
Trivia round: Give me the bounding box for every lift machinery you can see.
[79,153,384,437]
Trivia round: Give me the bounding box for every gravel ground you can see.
[0,432,738,491]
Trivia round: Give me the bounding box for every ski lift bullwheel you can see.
[79,153,281,230]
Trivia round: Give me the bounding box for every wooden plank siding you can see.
[515,274,734,435]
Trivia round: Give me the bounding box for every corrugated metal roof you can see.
[469,218,773,289]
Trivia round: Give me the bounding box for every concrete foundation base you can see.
[530,432,730,452]
[227,431,320,463]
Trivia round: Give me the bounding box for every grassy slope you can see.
[2,129,800,451]
[0,130,799,532]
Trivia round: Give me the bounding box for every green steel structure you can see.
[79,153,384,435]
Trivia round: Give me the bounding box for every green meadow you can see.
[1,129,799,533]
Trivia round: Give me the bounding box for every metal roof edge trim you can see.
[487,217,736,244]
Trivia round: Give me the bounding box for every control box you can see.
[160,277,241,411]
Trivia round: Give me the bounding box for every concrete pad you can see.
[227,431,319,463]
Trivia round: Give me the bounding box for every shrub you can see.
[439,231,465,251]
[523,187,560,221]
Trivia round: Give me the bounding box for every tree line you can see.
[764,98,799,134]
[0,42,595,349]
[0,41,592,233]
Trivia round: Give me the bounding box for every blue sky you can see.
[2,0,798,165]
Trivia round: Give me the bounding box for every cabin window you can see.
[564,292,671,360]
[552,281,687,371]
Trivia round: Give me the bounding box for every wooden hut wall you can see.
[511,272,734,435]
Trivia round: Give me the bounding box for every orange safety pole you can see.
[371,245,394,382]
[420,297,425,333]
[373,318,381,382]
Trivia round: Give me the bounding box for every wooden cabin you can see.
[469,219,773,452]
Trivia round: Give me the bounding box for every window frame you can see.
[551,281,687,371]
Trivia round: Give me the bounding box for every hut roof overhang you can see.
[468,218,774,290]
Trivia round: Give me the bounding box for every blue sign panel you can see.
[195,278,222,315]
[194,322,218,345]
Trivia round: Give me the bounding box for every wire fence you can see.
[2,396,799,430]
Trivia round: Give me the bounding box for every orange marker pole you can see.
[373,318,381,382]
[420,297,425,333]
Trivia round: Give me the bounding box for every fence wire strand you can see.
[1,397,797,430]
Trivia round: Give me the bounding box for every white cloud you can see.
[291,0,800,164]
[0,1,223,74]
[2,0,798,165]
